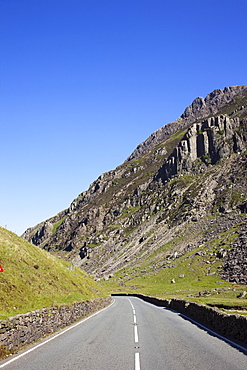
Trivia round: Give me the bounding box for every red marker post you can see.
[0,265,4,272]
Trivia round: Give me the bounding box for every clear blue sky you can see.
[1,0,246,235]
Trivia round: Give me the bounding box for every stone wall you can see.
[114,294,247,349]
[0,296,112,353]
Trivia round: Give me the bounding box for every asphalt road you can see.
[1,296,247,369]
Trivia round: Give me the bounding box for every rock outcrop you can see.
[156,115,245,183]
[126,85,247,161]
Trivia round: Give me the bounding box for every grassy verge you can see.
[0,227,107,319]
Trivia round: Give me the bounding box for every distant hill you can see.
[0,227,107,319]
[22,85,247,306]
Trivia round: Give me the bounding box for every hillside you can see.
[0,227,107,319]
[22,85,247,308]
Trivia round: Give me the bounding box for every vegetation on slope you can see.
[0,227,107,320]
[101,220,247,313]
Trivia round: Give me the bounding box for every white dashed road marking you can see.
[128,299,141,370]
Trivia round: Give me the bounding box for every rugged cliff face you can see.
[126,85,247,161]
[156,115,245,183]
[22,85,247,283]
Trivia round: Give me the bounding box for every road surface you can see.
[1,296,246,369]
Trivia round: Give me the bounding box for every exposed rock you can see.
[221,224,247,284]
[155,115,243,184]
[238,291,247,299]
[28,221,53,245]
[126,85,247,161]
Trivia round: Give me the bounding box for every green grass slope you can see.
[0,227,107,319]
[101,221,247,314]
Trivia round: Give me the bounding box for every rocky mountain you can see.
[126,85,247,161]
[22,85,247,284]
